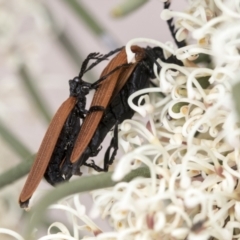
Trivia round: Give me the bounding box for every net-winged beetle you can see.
[60,45,183,180]
[18,47,123,208]
[19,0,185,208]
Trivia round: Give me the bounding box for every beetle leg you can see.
[57,102,88,181]
[91,145,102,157]
[62,146,94,178]
[76,100,88,119]
[84,122,119,172]
[76,105,104,118]
[89,106,105,113]
[62,164,73,180]
[44,104,81,185]
[71,149,91,175]
[103,121,119,170]
[84,160,104,172]
[72,168,82,176]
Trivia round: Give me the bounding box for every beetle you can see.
[18,48,123,208]
[19,1,185,208]
[62,0,187,179]
[60,45,184,180]
[19,47,182,207]
[43,47,125,186]
[58,46,145,179]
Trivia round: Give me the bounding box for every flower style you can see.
[4,0,240,239]
[89,1,240,239]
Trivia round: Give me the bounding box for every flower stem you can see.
[63,0,119,48]
[0,119,32,161]
[0,154,34,189]
[232,80,240,121]
[25,167,150,239]
[111,0,148,17]
[18,65,52,123]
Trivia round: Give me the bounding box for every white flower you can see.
[89,0,240,239]
[5,0,240,239]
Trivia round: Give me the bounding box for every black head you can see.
[69,77,79,97]
[69,77,91,98]
[151,46,183,66]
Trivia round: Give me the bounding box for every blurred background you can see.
[0,0,186,238]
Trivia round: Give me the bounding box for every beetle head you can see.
[69,77,91,97]
[69,77,79,97]
[143,47,164,79]
[144,46,183,79]
[151,46,183,66]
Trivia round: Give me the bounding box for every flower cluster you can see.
[89,0,240,239]
[3,0,240,239]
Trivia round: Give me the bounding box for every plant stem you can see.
[63,0,119,48]
[25,167,150,239]
[43,5,96,82]
[18,65,52,123]
[233,80,240,121]
[0,155,35,189]
[0,119,32,161]
[111,0,148,17]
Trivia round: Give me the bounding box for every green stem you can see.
[58,32,86,67]
[0,155,35,189]
[18,65,52,123]
[64,0,104,35]
[0,119,32,160]
[63,0,118,48]
[111,0,148,17]
[43,5,96,82]
[232,81,240,121]
[57,31,95,82]
[25,167,150,239]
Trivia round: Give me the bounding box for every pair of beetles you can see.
[19,1,185,208]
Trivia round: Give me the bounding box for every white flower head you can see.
[5,0,240,239]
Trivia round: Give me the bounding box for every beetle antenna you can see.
[91,63,129,88]
[84,46,124,73]
[78,52,104,79]
[78,47,124,83]
[164,0,186,48]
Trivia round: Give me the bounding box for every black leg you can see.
[91,145,102,157]
[104,121,119,170]
[77,105,104,119]
[60,106,83,180]
[89,106,105,113]
[84,121,119,172]
[84,161,104,172]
